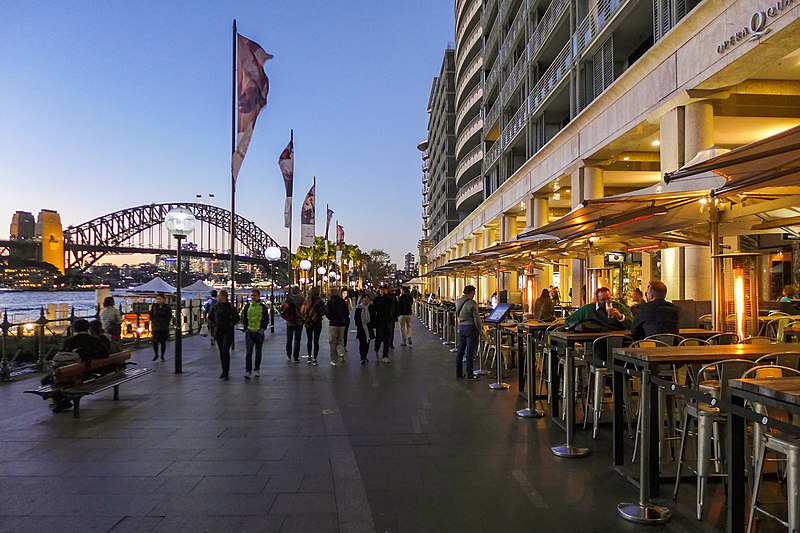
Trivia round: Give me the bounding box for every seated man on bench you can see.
[47,318,110,412]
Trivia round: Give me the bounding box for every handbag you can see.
[571,319,606,333]
[199,322,209,336]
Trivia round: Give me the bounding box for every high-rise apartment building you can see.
[404,252,417,275]
[425,0,800,304]
[421,47,458,246]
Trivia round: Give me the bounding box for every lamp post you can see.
[165,208,196,374]
[299,259,311,291]
[265,246,281,333]
[317,266,326,291]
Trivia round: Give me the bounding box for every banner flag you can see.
[278,131,294,228]
[336,223,344,247]
[232,33,272,183]
[300,178,316,247]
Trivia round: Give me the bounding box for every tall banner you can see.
[324,205,333,257]
[278,131,294,228]
[300,178,316,247]
[335,222,344,263]
[232,33,272,183]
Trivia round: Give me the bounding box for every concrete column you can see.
[661,247,685,300]
[684,246,712,300]
[472,232,483,253]
[640,253,653,294]
[501,214,517,242]
[684,101,714,163]
[660,107,684,174]
[532,197,549,228]
[500,214,519,300]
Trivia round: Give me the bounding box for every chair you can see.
[762,318,795,342]
[673,359,756,520]
[679,338,710,347]
[645,333,685,346]
[741,336,778,345]
[629,338,674,461]
[583,334,633,438]
[754,351,800,371]
[707,332,739,345]
[741,365,800,533]
[541,325,569,402]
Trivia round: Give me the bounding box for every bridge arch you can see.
[64,203,280,269]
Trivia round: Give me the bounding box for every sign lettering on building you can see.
[717,0,795,54]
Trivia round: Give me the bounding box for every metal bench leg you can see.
[73,398,81,418]
[114,385,120,401]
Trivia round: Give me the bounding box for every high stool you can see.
[583,334,633,438]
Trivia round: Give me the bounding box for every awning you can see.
[665,124,800,196]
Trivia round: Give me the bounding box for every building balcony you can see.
[527,0,569,65]
[455,54,483,106]
[455,144,483,188]
[485,16,500,53]
[484,56,501,96]
[484,96,501,135]
[483,140,501,172]
[455,176,484,213]
[500,1,527,66]
[455,113,483,159]
[456,0,482,45]
[456,24,483,78]
[455,83,483,132]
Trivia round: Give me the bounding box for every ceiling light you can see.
[565,189,570,194]
[623,156,630,161]
[651,140,661,147]
[552,192,561,201]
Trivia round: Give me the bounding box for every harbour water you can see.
[0,290,97,322]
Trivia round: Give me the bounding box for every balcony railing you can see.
[484,140,502,171]
[485,16,500,52]
[455,83,483,131]
[500,1,527,64]
[456,175,484,209]
[483,0,498,27]
[456,113,484,156]
[484,56,501,94]
[455,53,484,104]
[484,95,502,134]
[499,0,515,20]
[501,101,529,148]
[456,23,483,78]
[456,0,482,46]
[528,0,569,64]
[455,144,483,184]
[500,49,529,105]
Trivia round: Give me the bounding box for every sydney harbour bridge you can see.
[0,202,286,271]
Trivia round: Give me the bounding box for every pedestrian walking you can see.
[149,293,173,362]
[207,290,239,380]
[341,288,353,352]
[389,288,399,349]
[397,286,413,346]
[371,285,394,363]
[301,287,325,365]
[325,288,349,365]
[455,285,482,380]
[281,286,305,362]
[242,289,270,379]
[354,293,372,364]
[203,289,218,346]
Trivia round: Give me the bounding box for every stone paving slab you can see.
[0,315,777,532]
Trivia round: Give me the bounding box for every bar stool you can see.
[672,358,756,520]
[629,339,671,462]
[583,334,633,438]
[754,352,800,370]
[741,365,800,533]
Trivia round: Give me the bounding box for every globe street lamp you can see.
[299,259,312,290]
[317,266,327,291]
[165,208,196,374]
[265,246,281,333]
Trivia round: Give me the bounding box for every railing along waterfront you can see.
[455,143,484,185]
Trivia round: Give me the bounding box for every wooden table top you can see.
[549,328,722,344]
[731,377,800,410]
[613,343,799,365]
[517,320,564,332]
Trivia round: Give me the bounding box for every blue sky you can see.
[0,1,454,265]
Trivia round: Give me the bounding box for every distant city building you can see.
[35,209,64,274]
[419,46,457,246]
[0,258,60,289]
[404,252,416,274]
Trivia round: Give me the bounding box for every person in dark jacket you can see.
[282,285,305,362]
[533,289,556,321]
[630,280,680,341]
[354,294,373,364]
[388,289,400,349]
[242,289,270,378]
[301,287,326,365]
[397,286,413,346]
[149,293,173,362]
[325,289,350,365]
[208,290,239,380]
[371,285,395,363]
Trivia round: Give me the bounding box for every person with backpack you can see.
[203,289,218,346]
[371,285,395,363]
[301,287,326,365]
[281,285,305,362]
[242,289,270,379]
[325,288,350,365]
[207,290,239,380]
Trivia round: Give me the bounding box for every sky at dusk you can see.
[0,1,454,265]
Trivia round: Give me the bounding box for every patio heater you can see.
[714,252,760,340]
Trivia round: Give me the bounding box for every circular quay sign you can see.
[717,0,795,54]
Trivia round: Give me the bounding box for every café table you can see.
[610,343,798,524]
[727,376,800,532]
[515,320,563,416]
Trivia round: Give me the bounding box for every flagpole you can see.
[230,19,238,304]
[287,129,293,289]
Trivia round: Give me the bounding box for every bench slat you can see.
[64,368,154,396]
[55,351,132,382]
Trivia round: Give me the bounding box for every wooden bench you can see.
[25,351,154,418]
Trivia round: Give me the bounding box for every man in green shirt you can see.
[565,286,632,331]
[243,289,270,379]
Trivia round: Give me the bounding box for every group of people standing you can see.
[282,285,414,367]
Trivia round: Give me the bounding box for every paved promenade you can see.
[0,316,740,532]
